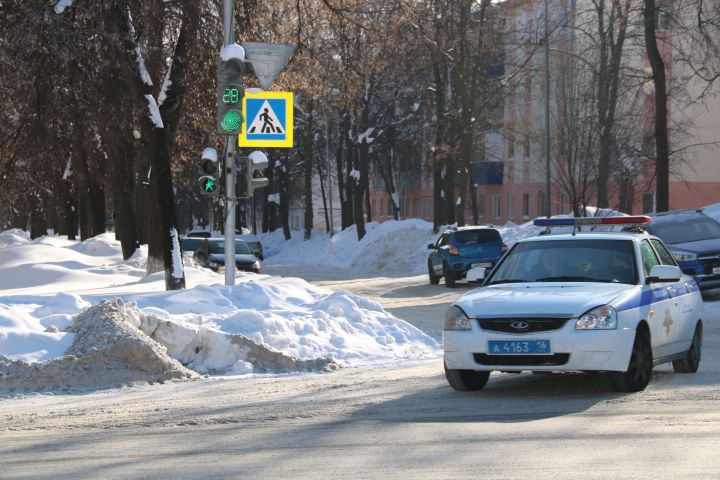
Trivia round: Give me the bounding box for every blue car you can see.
[645,210,720,291]
[428,226,506,288]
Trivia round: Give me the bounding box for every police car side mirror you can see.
[647,265,681,283]
[427,244,435,250]
[467,267,486,284]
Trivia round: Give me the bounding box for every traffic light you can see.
[198,147,220,196]
[217,45,245,135]
[246,150,269,196]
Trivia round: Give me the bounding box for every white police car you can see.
[443,216,704,392]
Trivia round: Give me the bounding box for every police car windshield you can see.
[652,215,720,244]
[488,239,637,285]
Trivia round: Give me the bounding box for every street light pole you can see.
[544,0,551,218]
[223,0,237,286]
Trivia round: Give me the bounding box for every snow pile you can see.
[0,229,30,249]
[0,232,440,383]
[253,219,437,274]
[0,299,198,392]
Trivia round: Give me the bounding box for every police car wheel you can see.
[612,329,653,392]
[673,322,702,374]
[444,362,490,391]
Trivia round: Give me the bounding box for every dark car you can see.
[427,226,507,288]
[193,238,261,273]
[187,230,212,238]
[644,210,720,291]
[180,236,202,254]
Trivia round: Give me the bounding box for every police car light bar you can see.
[533,216,652,227]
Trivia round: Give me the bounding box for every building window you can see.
[478,194,485,217]
[492,194,502,218]
[538,191,546,217]
[379,198,384,217]
[414,199,420,217]
[522,193,530,218]
[524,135,530,158]
[425,198,432,219]
[508,194,515,219]
[643,192,656,213]
[388,198,393,217]
[508,136,515,157]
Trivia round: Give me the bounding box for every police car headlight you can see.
[672,251,697,262]
[444,306,471,331]
[576,305,617,330]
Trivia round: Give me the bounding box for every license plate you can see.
[713,267,720,274]
[488,340,552,355]
[472,262,492,268]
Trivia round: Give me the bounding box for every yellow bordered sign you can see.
[238,91,293,148]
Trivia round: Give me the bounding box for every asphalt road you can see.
[1,267,719,479]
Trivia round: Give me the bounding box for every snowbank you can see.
[1,299,198,392]
[0,233,440,387]
[252,220,438,275]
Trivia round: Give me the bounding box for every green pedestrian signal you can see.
[204,177,217,192]
[198,148,220,196]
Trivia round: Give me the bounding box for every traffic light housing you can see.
[198,147,220,196]
[246,150,269,197]
[217,45,245,135]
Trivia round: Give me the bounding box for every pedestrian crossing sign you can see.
[238,91,293,148]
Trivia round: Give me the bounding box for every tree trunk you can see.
[595,0,631,208]
[121,2,194,289]
[29,193,46,240]
[317,158,330,233]
[644,0,670,212]
[279,154,291,240]
[303,99,314,240]
[334,117,347,229]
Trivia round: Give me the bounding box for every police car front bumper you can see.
[443,319,636,372]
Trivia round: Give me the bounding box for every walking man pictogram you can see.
[260,108,276,133]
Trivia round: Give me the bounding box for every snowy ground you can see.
[0,228,441,391]
[0,206,711,392]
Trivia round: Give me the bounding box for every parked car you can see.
[187,230,212,238]
[642,210,720,291]
[193,238,260,273]
[180,236,202,254]
[443,216,703,393]
[427,226,506,288]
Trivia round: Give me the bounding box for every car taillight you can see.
[449,246,459,256]
[501,243,508,253]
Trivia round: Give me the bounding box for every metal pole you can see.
[223,0,236,286]
[544,0,552,218]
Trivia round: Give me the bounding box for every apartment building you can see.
[369,0,720,226]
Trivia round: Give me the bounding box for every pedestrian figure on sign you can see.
[260,108,276,133]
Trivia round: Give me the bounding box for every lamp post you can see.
[544,0,551,218]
